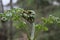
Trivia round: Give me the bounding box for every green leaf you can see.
[43,27,48,31]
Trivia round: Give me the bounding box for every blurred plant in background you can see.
[0,0,60,40]
[0,8,60,40]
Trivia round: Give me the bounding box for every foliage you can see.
[0,8,60,40]
[0,8,36,40]
[41,15,60,24]
[34,15,60,40]
[0,8,35,22]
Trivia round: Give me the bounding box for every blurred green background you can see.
[0,0,60,40]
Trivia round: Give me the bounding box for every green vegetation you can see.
[0,8,60,40]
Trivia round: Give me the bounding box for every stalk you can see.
[30,23,35,40]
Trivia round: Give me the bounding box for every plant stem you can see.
[30,23,35,40]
